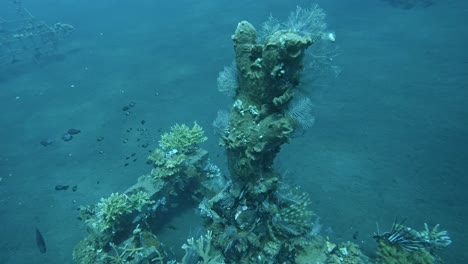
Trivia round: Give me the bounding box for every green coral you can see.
[148,149,186,178]
[129,191,155,211]
[148,122,208,180]
[90,192,154,233]
[159,122,207,153]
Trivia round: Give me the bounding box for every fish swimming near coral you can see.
[35,228,46,253]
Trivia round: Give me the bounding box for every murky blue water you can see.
[1,0,466,263]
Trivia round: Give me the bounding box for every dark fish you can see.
[352,231,359,240]
[67,128,81,135]
[40,139,53,147]
[167,224,177,230]
[55,185,69,191]
[35,228,46,253]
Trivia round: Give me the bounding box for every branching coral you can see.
[89,192,154,233]
[159,122,207,154]
[181,231,224,264]
[148,149,186,178]
[148,122,208,180]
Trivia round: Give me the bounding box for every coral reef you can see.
[73,123,227,263]
[72,5,452,264]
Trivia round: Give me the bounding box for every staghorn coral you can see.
[87,192,154,233]
[159,122,207,154]
[148,149,186,179]
[148,122,208,180]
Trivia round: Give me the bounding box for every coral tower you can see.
[225,21,311,186]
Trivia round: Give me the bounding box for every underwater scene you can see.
[0,0,467,263]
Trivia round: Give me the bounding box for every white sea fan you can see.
[286,97,315,130]
[304,40,342,87]
[284,5,327,41]
[217,62,238,97]
[212,109,230,135]
[258,13,280,41]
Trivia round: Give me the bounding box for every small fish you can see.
[40,139,53,147]
[35,228,46,253]
[167,224,177,230]
[352,231,359,240]
[55,185,69,191]
[67,128,81,135]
